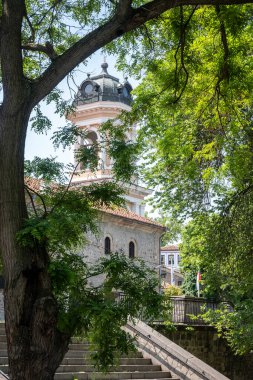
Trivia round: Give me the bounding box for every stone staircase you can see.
[0,323,178,380]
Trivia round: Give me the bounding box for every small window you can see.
[178,280,182,286]
[168,255,174,265]
[129,241,135,258]
[104,237,111,254]
[161,255,165,265]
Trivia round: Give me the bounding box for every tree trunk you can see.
[0,106,70,380]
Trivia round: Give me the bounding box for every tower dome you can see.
[75,62,133,106]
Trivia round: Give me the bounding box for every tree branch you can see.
[22,42,58,60]
[116,0,133,20]
[24,4,35,43]
[216,5,230,82]
[25,186,38,217]
[24,184,47,216]
[31,0,253,106]
[49,162,79,216]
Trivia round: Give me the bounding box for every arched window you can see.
[79,131,99,170]
[104,237,111,255]
[129,241,135,258]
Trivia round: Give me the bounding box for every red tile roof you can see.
[24,179,164,229]
[161,244,179,251]
[100,206,165,228]
[24,177,42,192]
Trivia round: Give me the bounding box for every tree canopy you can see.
[120,4,253,354]
[124,4,253,218]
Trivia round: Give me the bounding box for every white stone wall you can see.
[79,212,163,282]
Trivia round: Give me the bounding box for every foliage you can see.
[24,156,66,183]
[117,5,253,219]
[201,301,253,355]
[181,271,198,298]
[163,284,182,297]
[22,157,126,253]
[155,215,182,246]
[180,192,253,353]
[112,4,253,354]
[49,251,164,370]
[51,124,87,150]
[21,155,165,370]
[100,117,141,182]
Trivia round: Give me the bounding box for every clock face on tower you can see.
[81,81,94,97]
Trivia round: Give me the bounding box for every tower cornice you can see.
[67,101,131,123]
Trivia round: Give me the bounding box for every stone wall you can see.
[79,211,163,286]
[156,324,253,380]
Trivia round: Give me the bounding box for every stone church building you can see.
[68,62,165,270]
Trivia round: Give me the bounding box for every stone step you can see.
[0,326,176,380]
[54,372,173,380]
[0,365,173,379]
[64,350,143,359]
[0,366,7,374]
[68,343,92,351]
[57,364,162,373]
[71,338,89,344]
[0,358,7,365]
[61,358,152,366]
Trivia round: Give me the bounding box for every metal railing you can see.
[115,292,233,326]
[170,296,219,325]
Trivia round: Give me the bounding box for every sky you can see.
[25,51,139,166]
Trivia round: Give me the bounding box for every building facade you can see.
[68,62,165,272]
[160,245,184,287]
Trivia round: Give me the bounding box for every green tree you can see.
[116,4,253,353]
[129,5,253,219]
[0,1,251,379]
[180,203,253,354]
[155,215,182,246]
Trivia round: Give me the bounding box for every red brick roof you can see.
[161,244,179,251]
[100,206,165,228]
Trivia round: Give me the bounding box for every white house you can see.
[160,245,184,287]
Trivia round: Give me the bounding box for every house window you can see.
[168,255,174,265]
[104,237,111,254]
[129,241,135,258]
[178,280,182,286]
[161,255,165,265]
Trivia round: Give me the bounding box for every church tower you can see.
[68,62,151,217]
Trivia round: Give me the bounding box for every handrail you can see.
[0,370,9,379]
[124,319,230,380]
